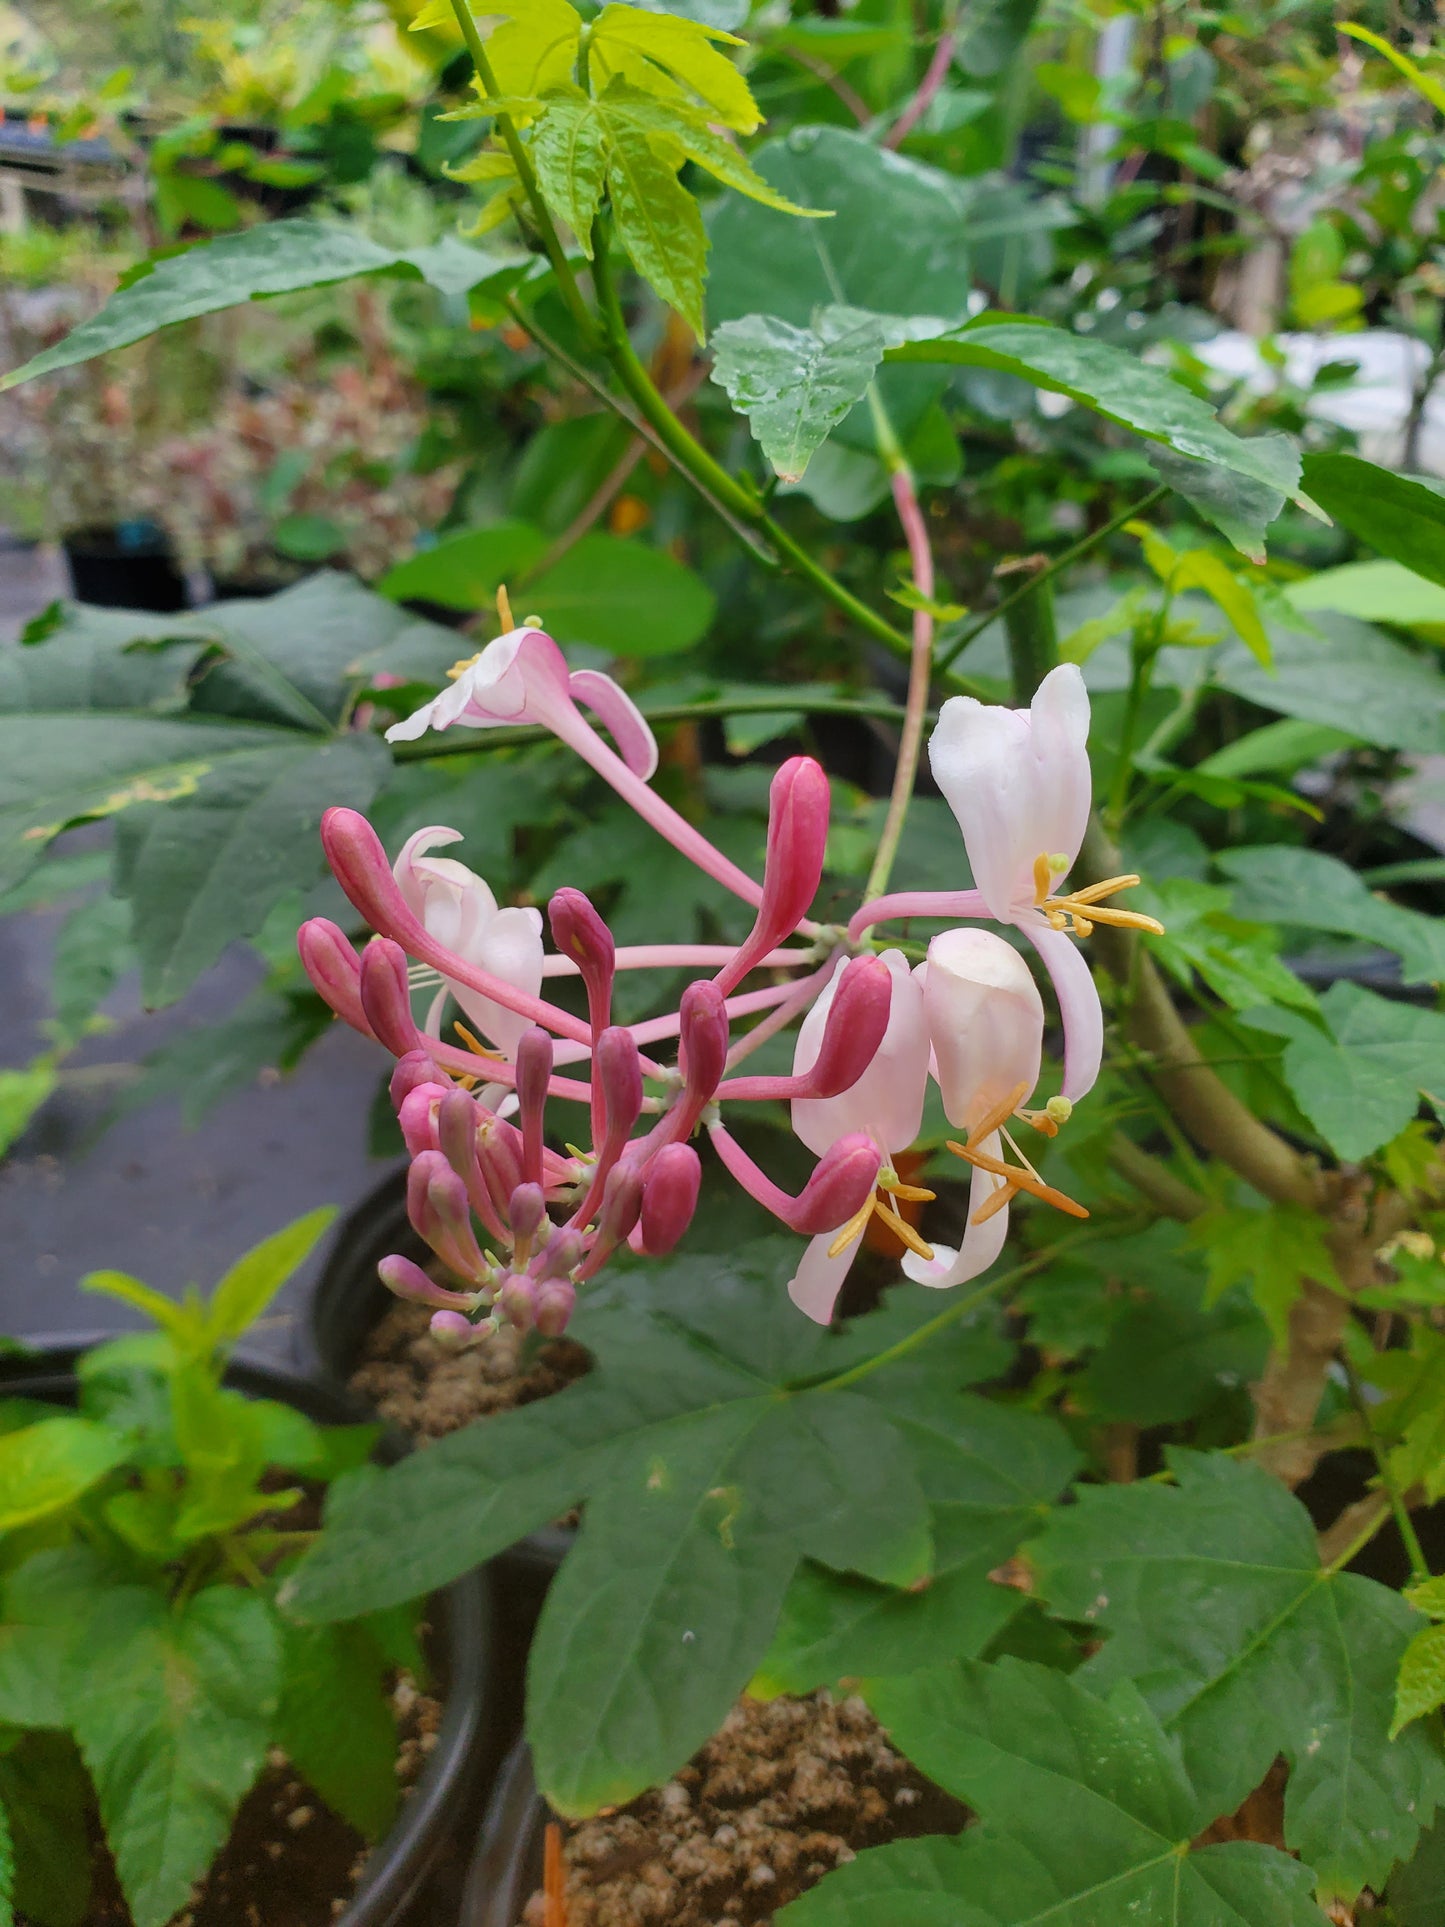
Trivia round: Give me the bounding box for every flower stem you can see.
[1344,1355,1430,1584]
[863,464,937,904]
[999,556,1060,705]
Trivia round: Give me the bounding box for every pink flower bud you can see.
[714,758,829,995]
[478,1113,525,1222]
[398,1084,446,1157]
[641,1142,702,1255]
[496,1272,536,1331]
[514,1026,553,1186]
[378,1253,476,1311]
[534,1277,576,1337]
[429,1309,479,1347]
[679,980,729,1099]
[438,1087,507,1239]
[534,1227,584,1281]
[790,955,891,1100]
[786,1132,881,1235]
[391,1050,439,1110]
[578,1161,645,1279]
[322,808,418,940]
[507,1181,548,1250]
[549,889,616,1032]
[298,919,374,1035]
[358,939,421,1057]
[407,1150,488,1283]
[595,1026,643,1149]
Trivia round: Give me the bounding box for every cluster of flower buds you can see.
[301,625,1163,1337]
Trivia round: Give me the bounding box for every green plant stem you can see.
[388,692,920,762]
[936,483,1168,671]
[1000,558,1060,704]
[1321,1491,1396,1574]
[446,0,594,340]
[1106,1133,1207,1221]
[863,445,936,903]
[1344,1355,1430,1584]
[1106,591,1171,831]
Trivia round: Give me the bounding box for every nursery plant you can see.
[5,3,1445,1923]
[0,1210,433,1927]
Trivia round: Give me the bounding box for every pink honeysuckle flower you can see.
[784,950,934,1324]
[394,826,544,1059]
[903,927,1087,1292]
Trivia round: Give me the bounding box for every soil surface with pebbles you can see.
[349,1300,590,1440]
[520,1691,967,1927]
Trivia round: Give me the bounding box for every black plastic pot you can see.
[460,1740,546,1927]
[62,524,189,612]
[302,1171,575,1637]
[0,1338,495,1927]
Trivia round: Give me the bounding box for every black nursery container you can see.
[460,1740,547,1927]
[62,523,190,612]
[0,1340,496,1927]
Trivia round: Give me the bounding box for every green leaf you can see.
[1140,878,1318,1017]
[81,1270,203,1344]
[473,0,580,96]
[1218,845,1445,987]
[0,1733,92,1927]
[0,1418,128,1532]
[1389,1813,1445,1925]
[1242,983,1445,1163]
[1300,452,1445,590]
[72,1585,280,1927]
[1286,558,1445,628]
[592,2,758,131]
[0,1618,69,1728]
[0,1057,57,1159]
[207,1209,338,1345]
[1339,23,1445,118]
[603,116,708,337]
[756,1395,1079,1695]
[1146,441,1291,562]
[783,1661,1323,1927]
[285,1243,952,1816]
[1031,1451,1445,1900]
[275,1621,398,1840]
[528,89,608,249]
[1196,719,1361,780]
[378,520,548,612]
[50,893,135,1041]
[528,531,716,655]
[0,223,529,389]
[1135,528,1272,666]
[890,321,1301,520]
[710,309,887,482]
[1187,1201,1340,1348]
[1216,608,1445,755]
[599,86,828,217]
[1406,1575,1445,1622]
[0,607,205,714]
[113,733,389,1007]
[1394,1622,1445,1739]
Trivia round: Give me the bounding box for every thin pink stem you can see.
[707,1122,805,1224]
[541,944,815,977]
[421,1037,596,1105]
[885,27,957,148]
[848,888,989,942]
[723,958,840,1071]
[861,468,937,905]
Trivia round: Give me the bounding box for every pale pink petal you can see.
[568,669,659,781]
[1025,921,1103,1102]
[788,1231,858,1324]
[902,1151,1010,1286]
[792,950,929,1159]
[392,825,464,919]
[1027,664,1092,883]
[452,904,545,1057]
[921,928,1043,1132]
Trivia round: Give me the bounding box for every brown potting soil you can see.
[519,1691,968,1927]
[24,1674,442,1927]
[349,1301,589,1441]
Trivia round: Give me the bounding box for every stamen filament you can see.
[454,1021,504,1061]
[827,1198,875,1259]
[946,1140,1090,1219]
[873,1197,934,1261]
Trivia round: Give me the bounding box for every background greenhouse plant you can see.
[4,0,1445,1922]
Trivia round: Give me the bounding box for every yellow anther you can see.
[1046,1095,1073,1125]
[883,1179,936,1203]
[1033,853,1054,905]
[446,652,482,681]
[1040,870,1165,938]
[496,583,515,631]
[873,1197,934,1262]
[828,1184,936,1262]
[828,1197,876,1259]
[454,1021,503,1060]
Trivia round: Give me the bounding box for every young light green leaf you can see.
[603,118,709,337]
[710,310,886,481]
[1393,1622,1445,1739]
[0,223,528,390]
[1340,23,1445,118]
[784,1661,1323,1927]
[1406,1575,1445,1621]
[1135,526,1272,667]
[528,89,609,249]
[1187,1201,1340,1348]
[1286,558,1445,628]
[592,2,758,131]
[285,1245,950,1817]
[601,87,829,217]
[207,1209,338,1346]
[1196,719,1361,780]
[527,532,716,655]
[1219,844,1445,987]
[0,1057,57,1159]
[1141,878,1319,1018]
[1242,983,1445,1163]
[0,1418,128,1532]
[275,1622,398,1840]
[1031,1451,1445,1900]
[378,520,548,612]
[72,1586,280,1927]
[474,0,581,96]
[80,1270,204,1343]
[1301,452,1445,591]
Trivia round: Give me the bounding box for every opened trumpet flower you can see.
[905,927,1086,1293]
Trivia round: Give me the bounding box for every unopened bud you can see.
[534,1277,577,1337]
[496,1272,536,1331]
[508,1181,548,1249]
[595,1026,643,1148]
[407,1150,488,1283]
[390,1050,439,1110]
[787,1132,880,1235]
[515,1026,553,1185]
[715,757,829,994]
[641,1142,702,1255]
[358,939,420,1057]
[679,981,729,1101]
[597,1162,644,1247]
[398,1084,446,1157]
[793,955,890,1099]
[297,919,372,1035]
[549,889,616,1030]
[429,1309,479,1347]
[378,1253,475,1311]
[534,1226,584,1281]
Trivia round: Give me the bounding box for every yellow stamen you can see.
[496,583,514,631]
[446,651,481,681]
[873,1198,935,1262]
[964,1082,1033,1151]
[827,1197,875,1259]
[454,1021,503,1061]
[948,1138,1091,1219]
[970,1176,1018,1226]
[1036,866,1165,938]
[1033,852,1055,905]
[883,1179,936,1203]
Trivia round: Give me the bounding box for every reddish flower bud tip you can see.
[507,1182,548,1245]
[715,758,831,994]
[534,1277,577,1337]
[788,1132,880,1235]
[429,1309,479,1347]
[548,888,616,976]
[358,939,420,1057]
[534,1227,584,1281]
[641,1142,703,1255]
[800,955,891,1099]
[496,1273,536,1332]
[390,1051,438,1109]
[379,1253,474,1311]
[398,1084,445,1158]
[597,1162,644,1247]
[595,1026,643,1144]
[437,1085,481,1174]
[679,981,729,1099]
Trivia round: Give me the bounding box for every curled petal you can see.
[787,1233,858,1327]
[902,1150,1010,1287]
[568,669,659,781]
[919,928,1043,1134]
[1024,921,1104,1103]
[385,628,574,741]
